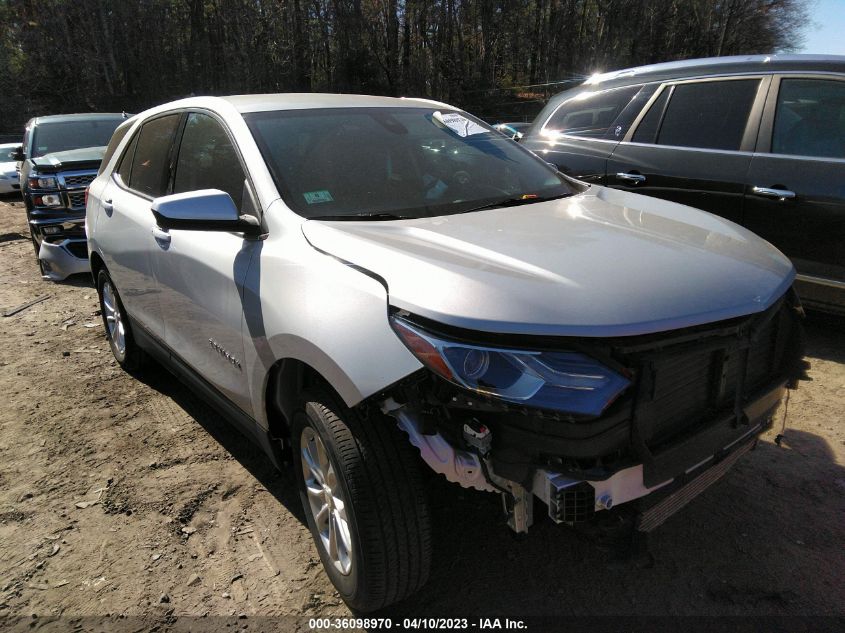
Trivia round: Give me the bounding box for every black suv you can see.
[520,54,845,315]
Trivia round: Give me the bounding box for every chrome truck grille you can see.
[62,174,95,188]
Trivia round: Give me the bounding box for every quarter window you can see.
[543,85,640,138]
[99,122,132,175]
[632,88,670,144]
[772,79,845,159]
[648,79,760,151]
[128,114,181,197]
[117,133,138,185]
[173,113,246,209]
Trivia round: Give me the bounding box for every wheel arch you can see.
[264,357,350,449]
[89,250,106,282]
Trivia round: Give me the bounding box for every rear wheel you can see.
[292,391,431,612]
[96,269,143,370]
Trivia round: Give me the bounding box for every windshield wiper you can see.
[307,212,411,221]
[455,193,572,216]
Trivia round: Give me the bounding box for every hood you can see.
[30,146,106,172]
[302,186,795,337]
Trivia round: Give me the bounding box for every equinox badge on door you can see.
[208,338,242,370]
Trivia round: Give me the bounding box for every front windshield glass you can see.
[245,107,574,219]
[31,118,124,157]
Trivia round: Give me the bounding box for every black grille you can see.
[64,174,95,188]
[628,300,795,450]
[65,241,89,259]
[68,191,86,208]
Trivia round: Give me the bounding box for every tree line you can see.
[0,0,811,132]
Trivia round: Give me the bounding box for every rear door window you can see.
[542,85,641,138]
[771,78,845,159]
[128,114,181,197]
[173,113,246,209]
[648,79,760,151]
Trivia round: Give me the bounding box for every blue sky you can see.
[800,0,845,54]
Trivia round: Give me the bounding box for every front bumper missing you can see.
[389,379,785,534]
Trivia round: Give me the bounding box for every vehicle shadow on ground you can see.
[380,428,845,619]
[803,311,845,364]
[0,231,28,243]
[55,273,95,289]
[127,322,843,620]
[135,363,308,524]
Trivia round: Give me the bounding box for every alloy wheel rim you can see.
[300,426,353,575]
[102,281,126,356]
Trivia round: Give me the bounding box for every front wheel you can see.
[292,392,431,612]
[28,227,47,277]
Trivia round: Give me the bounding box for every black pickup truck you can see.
[15,113,127,279]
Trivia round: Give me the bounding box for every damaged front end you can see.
[379,290,805,534]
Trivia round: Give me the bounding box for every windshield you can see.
[245,107,574,219]
[31,118,124,157]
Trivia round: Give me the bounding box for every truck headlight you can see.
[390,316,631,417]
[28,176,58,189]
[34,194,62,207]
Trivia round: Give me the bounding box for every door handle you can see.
[102,199,113,216]
[751,186,796,201]
[151,225,171,244]
[615,172,646,185]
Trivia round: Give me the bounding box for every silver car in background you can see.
[0,142,20,195]
[87,94,804,611]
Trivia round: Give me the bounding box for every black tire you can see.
[28,227,46,277]
[292,391,431,612]
[96,269,144,371]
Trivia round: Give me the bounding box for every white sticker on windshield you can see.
[432,111,487,137]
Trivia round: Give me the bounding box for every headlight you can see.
[34,194,62,207]
[28,176,58,189]
[390,316,631,417]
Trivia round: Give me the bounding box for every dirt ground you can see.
[0,196,843,632]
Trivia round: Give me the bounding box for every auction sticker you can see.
[304,190,334,204]
[433,111,487,137]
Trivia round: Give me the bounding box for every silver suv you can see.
[87,94,804,611]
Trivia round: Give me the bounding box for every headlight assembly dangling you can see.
[390,316,631,417]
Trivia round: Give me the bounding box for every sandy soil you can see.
[0,197,842,631]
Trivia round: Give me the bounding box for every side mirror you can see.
[11,145,24,161]
[151,189,254,232]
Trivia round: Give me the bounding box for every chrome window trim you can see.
[796,274,845,290]
[752,151,845,164]
[537,134,620,145]
[614,141,755,157]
